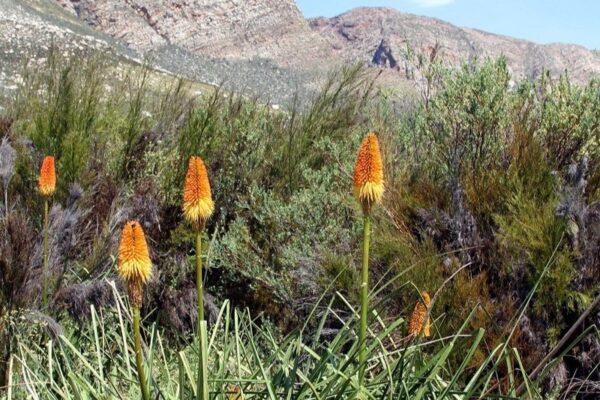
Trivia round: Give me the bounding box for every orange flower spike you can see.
[353,132,384,208]
[118,221,152,285]
[183,156,214,228]
[38,156,56,197]
[408,291,432,337]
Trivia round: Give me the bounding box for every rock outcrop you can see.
[56,0,334,68]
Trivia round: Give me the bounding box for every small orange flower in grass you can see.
[118,221,152,285]
[353,132,384,210]
[408,291,431,337]
[183,156,214,229]
[38,156,56,197]
[227,384,244,400]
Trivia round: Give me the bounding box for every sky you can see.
[296,0,600,50]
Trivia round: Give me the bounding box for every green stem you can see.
[196,231,204,322]
[133,306,150,400]
[41,199,49,308]
[358,212,371,385]
[195,231,208,400]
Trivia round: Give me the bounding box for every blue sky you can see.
[296,0,599,50]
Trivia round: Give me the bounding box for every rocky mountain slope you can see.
[310,7,600,83]
[2,0,600,105]
[0,0,136,99]
[61,0,600,82]
[0,0,313,104]
[55,0,334,69]
[53,0,600,85]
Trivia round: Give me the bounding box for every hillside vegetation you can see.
[0,48,599,399]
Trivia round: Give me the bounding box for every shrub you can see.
[1,48,600,398]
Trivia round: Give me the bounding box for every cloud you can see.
[411,0,455,7]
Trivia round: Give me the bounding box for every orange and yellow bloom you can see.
[408,291,431,337]
[118,221,152,285]
[183,156,214,229]
[38,156,56,197]
[118,221,152,398]
[353,132,384,209]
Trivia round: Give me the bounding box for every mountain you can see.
[0,0,323,105]
[310,7,600,83]
[55,0,333,69]
[54,1,600,84]
[0,0,136,99]
[2,0,600,104]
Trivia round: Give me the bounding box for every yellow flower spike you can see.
[38,156,56,197]
[183,156,214,230]
[117,221,152,292]
[353,132,384,211]
[408,290,432,337]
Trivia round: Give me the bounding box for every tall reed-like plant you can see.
[117,221,153,400]
[352,132,384,385]
[182,156,214,400]
[38,155,56,308]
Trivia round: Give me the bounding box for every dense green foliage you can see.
[0,49,600,398]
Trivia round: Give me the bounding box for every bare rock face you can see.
[60,0,334,69]
[310,7,600,83]
[372,39,398,69]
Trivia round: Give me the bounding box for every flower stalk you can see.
[117,220,153,400]
[352,133,384,386]
[38,155,56,308]
[41,199,49,307]
[196,231,204,322]
[133,304,150,400]
[182,156,214,400]
[358,211,371,383]
[182,156,214,323]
